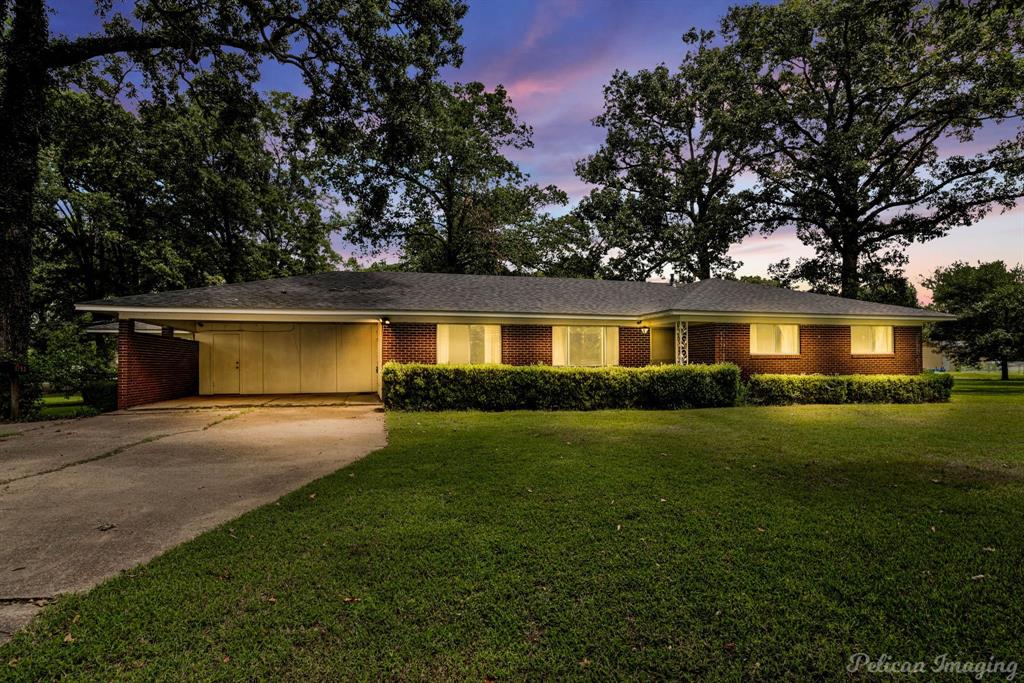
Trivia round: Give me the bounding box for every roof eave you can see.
[73,302,651,323]
[646,309,956,323]
[76,302,955,324]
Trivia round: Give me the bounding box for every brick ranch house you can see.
[75,272,954,409]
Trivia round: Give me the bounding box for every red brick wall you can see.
[688,323,922,376]
[688,324,716,365]
[384,324,652,366]
[117,320,199,409]
[382,323,436,364]
[618,327,651,367]
[501,325,552,365]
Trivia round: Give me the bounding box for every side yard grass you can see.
[38,394,98,420]
[2,374,1023,680]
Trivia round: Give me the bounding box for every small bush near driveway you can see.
[80,379,118,413]
[382,362,742,411]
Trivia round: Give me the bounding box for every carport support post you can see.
[675,320,688,365]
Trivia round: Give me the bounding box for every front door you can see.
[211,333,241,394]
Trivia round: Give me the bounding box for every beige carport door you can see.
[198,323,377,394]
[262,328,300,393]
[211,333,240,394]
[339,323,376,392]
[300,324,339,393]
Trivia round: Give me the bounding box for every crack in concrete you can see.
[0,597,52,604]
[0,410,246,486]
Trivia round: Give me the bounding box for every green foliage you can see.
[737,274,785,289]
[382,362,741,411]
[80,379,118,413]
[855,274,920,308]
[720,0,1024,297]
[1,0,467,418]
[29,322,113,396]
[770,258,922,307]
[573,31,775,281]
[343,81,566,275]
[517,209,613,280]
[747,373,954,406]
[925,261,1024,379]
[32,65,342,327]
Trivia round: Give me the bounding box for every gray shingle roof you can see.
[77,271,952,320]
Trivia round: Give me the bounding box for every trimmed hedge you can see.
[81,379,118,413]
[747,372,954,406]
[382,362,742,411]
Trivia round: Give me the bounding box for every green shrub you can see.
[745,374,850,405]
[30,322,113,396]
[747,373,954,406]
[382,362,741,411]
[847,373,954,404]
[81,379,118,413]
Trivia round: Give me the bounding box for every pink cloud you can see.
[521,0,584,49]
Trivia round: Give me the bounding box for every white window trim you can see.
[552,326,619,367]
[749,323,801,356]
[436,323,502,364]
[850,325,895,355]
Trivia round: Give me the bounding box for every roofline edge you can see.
[75,303,955,323]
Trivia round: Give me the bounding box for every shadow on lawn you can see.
[949,374,1024,398]
[749,456,1024,521]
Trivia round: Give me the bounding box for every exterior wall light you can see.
[640,327,650,334]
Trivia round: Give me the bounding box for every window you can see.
[552,326,619,366]
[851,325,893,355]
[436,324,501,364]
[750,323,800,355]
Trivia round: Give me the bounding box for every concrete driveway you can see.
[0,404,386,641]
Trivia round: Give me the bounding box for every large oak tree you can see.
[0,0,465,416]
[721,0,1024,298]
[342,81,566,274]
[575,31,775,282]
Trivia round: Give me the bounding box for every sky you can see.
[50,0,1024,299]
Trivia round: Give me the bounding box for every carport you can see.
[80,316,384,409]
[195,322,378,395]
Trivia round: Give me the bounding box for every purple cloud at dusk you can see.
[49,1,1024,300]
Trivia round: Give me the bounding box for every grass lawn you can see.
[3,374,1023,680]
[37,394,98,420]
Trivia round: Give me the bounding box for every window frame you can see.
[436,323,502,365]
[566,325,606,367]
[552,326,619,367]
[749,323,801,356]
[850,325,895,356]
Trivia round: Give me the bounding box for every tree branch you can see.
[42,28,280,69]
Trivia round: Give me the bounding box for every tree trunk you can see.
[696,252,712,280]
[839,245,860,299]
[1001,358,1009,381]
[0,0,48,418]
